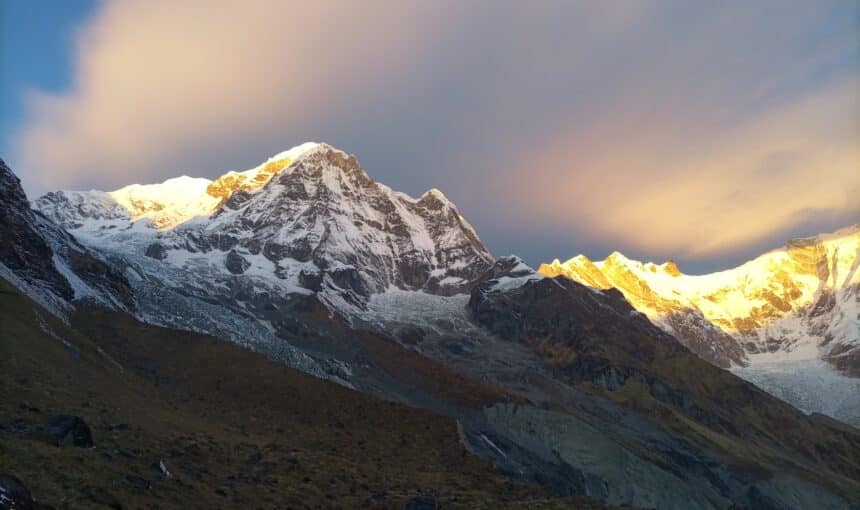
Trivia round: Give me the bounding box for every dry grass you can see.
[0,278,612,509]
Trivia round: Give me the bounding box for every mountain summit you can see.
[34,143,493,347]
[35,142,324,230]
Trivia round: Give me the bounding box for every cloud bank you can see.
[12,0,859,270]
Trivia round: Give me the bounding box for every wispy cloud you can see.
[498,75,859,259]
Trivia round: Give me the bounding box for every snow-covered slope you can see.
[34,142,493,332]
[539,227,860,423]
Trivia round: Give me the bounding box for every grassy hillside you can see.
[0,277,612,509]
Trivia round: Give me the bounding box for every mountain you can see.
[464,257,859,508]
[0,158,134,318]
[539,226,860,424]
[35,142,492,307]
[19,145,860,508]
[34,143,494,366]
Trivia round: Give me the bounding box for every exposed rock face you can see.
[224,249,250,275]
[205,155,295,207]
[0,159,134,316]
[0,159,73,301]
[47,415,94,448]
[0,473,41,510]
[144,243,167,260]
[660,310,746,368]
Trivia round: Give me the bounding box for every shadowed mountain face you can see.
[0,159,70,300]
[4,148,860,509]
[0,158,134,317]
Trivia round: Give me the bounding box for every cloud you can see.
[15,0,456,192]
[11,0,859,269]
[492,74,859,261]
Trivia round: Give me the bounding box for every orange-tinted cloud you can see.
[496,75,859,259]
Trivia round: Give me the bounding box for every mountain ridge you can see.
[539,224,859,366]
[540,224,860,424]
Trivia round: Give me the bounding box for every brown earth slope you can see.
[0,277,613,510]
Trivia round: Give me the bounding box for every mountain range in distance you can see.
[540,224,860,424]
[2,143,859,509]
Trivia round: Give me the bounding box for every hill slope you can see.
[0,276,611,509]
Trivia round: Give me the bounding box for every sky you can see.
[1,0,858,273]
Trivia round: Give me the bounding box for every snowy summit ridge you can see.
[540,226,860,369]
[35,142,326,230]
[34,142,494,319]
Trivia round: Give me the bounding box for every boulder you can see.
[47,415,94,448]
[144,243,167,260]
[0,473,50,510]
[406,495,437,510]
[225,250,250,275]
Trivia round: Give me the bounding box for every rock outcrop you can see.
[0,159,134,316]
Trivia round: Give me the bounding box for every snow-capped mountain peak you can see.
[34,143,494,324]
[541,229,859,363]
[35,142,334,232]
[205,141,327,206]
